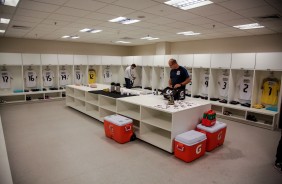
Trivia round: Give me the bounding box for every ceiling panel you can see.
[27,0,69,5]
[15,8,51,19]
[209,12,244,22]
[113,0,159,10]
[219,0,268,11]
[18,0,60,13]
[13,15,44,24]
[146,17,175,25]
[188,4,229,16]
[48,14,80,22]
[235,6,279,18]
[64,0,108,12]
[97,5,136,16]
[142,4,180,16]
[168,12,201,21]
[55,7,91,17]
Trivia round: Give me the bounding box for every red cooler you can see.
[196,121,227,151]
[104,114,135,144]
[174,130,207,162]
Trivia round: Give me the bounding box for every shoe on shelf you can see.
[247,114,257,122]
[253,104,265,109]
[210,98,220,101]
[230,100,240,105]
[274,162,282,173]
[241,103,251,107]
[223,111,232,116]
[219,99,227,103]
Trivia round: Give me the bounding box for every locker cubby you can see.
[99,95,116,112]
[74,89,85,101]
[142,66,153,90]
[99,107,116,120]
[246,111,274,126]
[66,86,74,97]
[133,119,140,138]
[88,65,102,84]
[45,92,61,99]
[26,93,44,101]
[0,65,23,94]
[86,92,98,105]
[58,65,73,88]
[74,98,85,112]
[185,67,193,95]
[209,69,230,100]
[0,94,25,103]
[117,100,140,120]
[192,68,210,99]
[133,65,142,88]
[74,65,88,85]
[223,107,246,120]
[85,103,99,118]
[211,104,223,114]
[23,65,42,90]
[101,65,122,84]
[164,66,170,89]
[152,66,165,91]
[42,65,59,90]
[66,96,75,106]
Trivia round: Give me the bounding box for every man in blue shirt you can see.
[168,58,191,89]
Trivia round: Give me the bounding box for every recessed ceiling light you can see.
[177,31,201,35]
[62,35,70,38]
[71,36,79,39]
[0,18,10,24]
[0,30,5,33]
[80,28,102,33]
[109,17,140,24]
[165,0,213,10]
[0,0,20,7]
[141,36,159,40]
[233,23,264,30]
[116,41,131,44]
[62,35,79,39]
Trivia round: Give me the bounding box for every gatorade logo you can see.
[196,144,202,154]
[218,131,222,140]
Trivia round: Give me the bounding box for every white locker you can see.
[255,52,282,70]
[211,54,231,69]
[74,55,87,65]
[0,53,22,65]
[88,55,102,65]
[122,56,133,66]
[178,54,193,67]
[102,56,121,65]
[193,54,211,68]
[142,56,154,66]
[22,54,41,65]
[41,54,58,65]
[231,53,255,69]
[58,54,73,65]
[154,55,164,67]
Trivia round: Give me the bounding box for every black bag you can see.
[163,87,185,100]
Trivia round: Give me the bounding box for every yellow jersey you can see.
[88,69,96,84]
[261,80,280,105]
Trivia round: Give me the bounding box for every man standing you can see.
[124,64,136,89]
[168,59,190,89]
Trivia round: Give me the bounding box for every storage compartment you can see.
[223,107,246,119]
[211,105,223,114]
[99,95,116,112]
[86,92,99,105]
[66,96,75,106]
[117,100,140,120]
[85,103,99,118]
[74,99,85,112]
[27,93,45,101]
[99,107,116,120]
[74,89,85,101]
[45,92,61,99]
[0,95,25,103]
[246,111,274,125]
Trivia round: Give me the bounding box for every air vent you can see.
[12,25,31,30]
[253,14,281,22]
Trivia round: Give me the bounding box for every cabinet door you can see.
[58,54,73,65]
[102,56,121,65]
[74,55,87,65]
[41,54,58,65]
[154,55,164,67]
[142,55,154,66]
[256,52,282,70]
[22,54,41,65]
[178,54,193,67]
[88,55,102,65]
[193,54,211,68]
[231,53,255,69]
[133,56,142,66]
[211,54,231,69]
[122,56,133,66]
[0,53,22,65]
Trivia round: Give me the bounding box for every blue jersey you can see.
[170,66,189,88]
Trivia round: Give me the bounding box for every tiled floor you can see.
[0,100,282,184]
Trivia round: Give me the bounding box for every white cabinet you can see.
[0,53,22,65]
[58,54,73,65]
[193,54,211,68]
[142,55,154,66]
[211,54,231,69]
[22,54,41,65]
[231,53,255,69]
[178,54,193,67]
[122,56,133,66]
[256,52,282,71]
[74,55,87,65]
[165,55,178,65]
[88,55,102,65]
[102,56,121,65]
[41,54,58,65]
[154,55,165,67]
[133,56,142,66]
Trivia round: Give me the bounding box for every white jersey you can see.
[25,70,37,88]
[43,70,54,87]
[103,69,112,83]
[124,66,134,80]
[74,69,83,85]
[0,71,12,89]
[59,70,70,86]
[218,75,229,97]
[187,74,192,92]
[237,76,253,101]
[201,73,209,95]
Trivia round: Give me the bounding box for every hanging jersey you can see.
[0,71,12,89]
[187,74,192,92]
[103,69,112,83]
[74,70,83,85]
[201,73,209,95]
[218,75,229,97]
[237,76,253,101]
[59,70,69,86]
[160,68,164,80]
[261,80,280,105]
[25,70,37,88]
[43,70,54,87]
[88,69,96,84]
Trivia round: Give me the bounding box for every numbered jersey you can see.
[88,70,96,84]
[261,80,280,105]
[103,69,112,83]
[0,71,12,89]
[74,70,83,85]
[59,70,69,86]
[201,73,209,95]
[43,70,54,87]
[237,76,253,101]
[218,75,229,97]
[25,70,37,88]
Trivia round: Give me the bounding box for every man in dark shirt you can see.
[168,58,191,89]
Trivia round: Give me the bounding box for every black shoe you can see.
[200,96,208,100]
[230,101,240,105]
[210,98,220,101]
[219,99,227,103]
[241,103,251,107]
[247,115,257,122]
[274,162,282,173]
[223,111,232,116]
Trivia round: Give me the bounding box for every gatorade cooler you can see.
[104,114,135,144]
[201,110,216,127]
[196,121,227,152]
[174,130,207,162]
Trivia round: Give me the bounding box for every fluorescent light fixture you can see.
[116,41,131,44]
[141,36,159,40]
[62,35,70,38]
[233,23,264,30]
[0,18,10,24]
[80,28,102,33]
[177,31,201,35]
[71,36,79,39]
[1,0,20,7]
[109,17,140,24]
[165,0,213,10]
[0,30,5,33]
[61,35,79,39]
